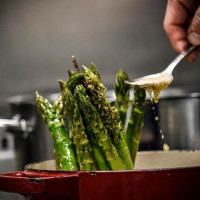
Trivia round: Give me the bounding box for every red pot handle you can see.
[0,171,79,199]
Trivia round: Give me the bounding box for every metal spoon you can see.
[125,46,197,102]
[125,45,196,87]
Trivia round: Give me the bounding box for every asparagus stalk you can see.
[81,67,133,170]
[126,86,146,167]
[53,95,66,119]
[74,84,125,170]
[89,62,101,80]
[82,65,105,90]
[35,91,79,171]
[59,81,98,171]
[53,73,83,119]
[66,73,83,93]
[114,69,131,128]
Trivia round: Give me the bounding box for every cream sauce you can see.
[133,73,173,151]
[135,73,173,103]
[163,143,170,151]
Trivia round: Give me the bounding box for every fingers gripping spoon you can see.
[125,46,197,103]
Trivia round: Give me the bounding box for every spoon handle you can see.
[164,45,197,74]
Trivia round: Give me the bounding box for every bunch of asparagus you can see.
[35,57,146,171]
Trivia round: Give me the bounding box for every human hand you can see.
[163,0,200,62]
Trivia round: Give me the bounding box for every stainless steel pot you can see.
[117,86,200,151]
[156,86,200,150]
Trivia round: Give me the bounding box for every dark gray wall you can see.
[0,0,199,102]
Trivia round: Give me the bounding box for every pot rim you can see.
[24,150,200,173]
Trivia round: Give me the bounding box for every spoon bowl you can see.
[125,72,173,88]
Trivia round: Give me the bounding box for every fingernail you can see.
[188,32,200,46]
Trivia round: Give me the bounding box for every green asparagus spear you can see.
[53,95,66,119]
[126,86,146,167]
[82,67,133,170]
[66,73,84,93]
[114,69,131,128]
[89,62,101,80]
[53,73,83,121]
[58,72,84,94]
[35,91,79,171]
[68,70,77,77]
[74,84,125,170]
[59,82,97,171]
[53,95,74,140]
[82,65,105,90]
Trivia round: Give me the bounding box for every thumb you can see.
[188,6,200,46]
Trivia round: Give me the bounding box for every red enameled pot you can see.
[0,151,200,200]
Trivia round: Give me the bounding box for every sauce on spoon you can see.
[134,73,173,103]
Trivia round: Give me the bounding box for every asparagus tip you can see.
[68,70,76,77]
[35,91,39,97]
[58,80,66,90]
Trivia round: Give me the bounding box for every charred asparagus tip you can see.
[58,80,66,90]
[68,70,71,76]
[72,55,81,73]
[68,70,76,77]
